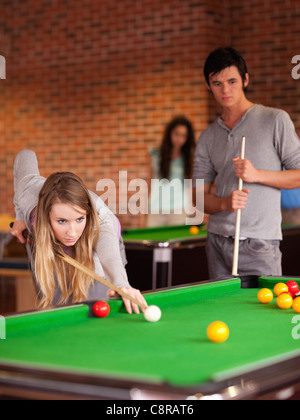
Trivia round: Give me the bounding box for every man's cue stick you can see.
[232,136,246,277]
[10,222,147,310]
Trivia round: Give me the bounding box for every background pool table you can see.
[123,224,300,291]
[122,225,209,289]
[0,276,300,400]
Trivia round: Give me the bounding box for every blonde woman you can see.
[12,150,146,314]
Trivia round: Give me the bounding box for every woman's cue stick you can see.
[56,251,148,310]
[232,136,246,277]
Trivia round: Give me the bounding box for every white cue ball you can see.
[144,305,162,323]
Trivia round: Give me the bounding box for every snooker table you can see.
[122,225,209,290]
[123,224,300,291]
[0,276,300,400]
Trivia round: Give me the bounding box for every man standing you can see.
[193,47,300,278]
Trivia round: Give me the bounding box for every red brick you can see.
[0,0,299,228]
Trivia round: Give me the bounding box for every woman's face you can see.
[171,124,188,150]
[49,202,87,247]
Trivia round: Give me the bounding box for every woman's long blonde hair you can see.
[34,172,100,308]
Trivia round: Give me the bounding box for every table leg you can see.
[152,248,173,289]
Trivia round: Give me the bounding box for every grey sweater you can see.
[193,105,300,240]
[14,149,130,305]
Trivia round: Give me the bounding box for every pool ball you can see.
[189,226,199,235]
[277,293,293,310]
[144,305,162,323]
[274,283,289,297]
[257,288,273,304]
[294,292,300,299]
[293,297,300,313]
[93,301,110,318]
[286,280,300,295]
[207,321,229,343]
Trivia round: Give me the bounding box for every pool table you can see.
[123,224,300,291]
[122,225,209,290]
[0,276,300,400]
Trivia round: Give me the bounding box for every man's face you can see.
[207,66,249,109]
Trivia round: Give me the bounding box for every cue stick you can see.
[232,136,246,277]
[10,223,147,310]
[56,251,148,311]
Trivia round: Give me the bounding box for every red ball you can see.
[286,281,300,295]
[93,301,110,318]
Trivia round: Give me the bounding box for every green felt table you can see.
[0,277,300,400]
[122,224,207,244]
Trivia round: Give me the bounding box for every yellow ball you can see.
[257,288,274,304]
[293,297,300,313]
[274,283,289,297]
[207,321,229,343]
[277,293,293,310]
[189,226,199,235]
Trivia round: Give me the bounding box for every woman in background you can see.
[147,116,196,227]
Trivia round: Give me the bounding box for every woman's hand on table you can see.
[108,287,148,315]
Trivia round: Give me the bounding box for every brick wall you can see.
[0,0,299,228]
[229,0,300,130]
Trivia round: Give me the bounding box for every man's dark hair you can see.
[204,47,248,87]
